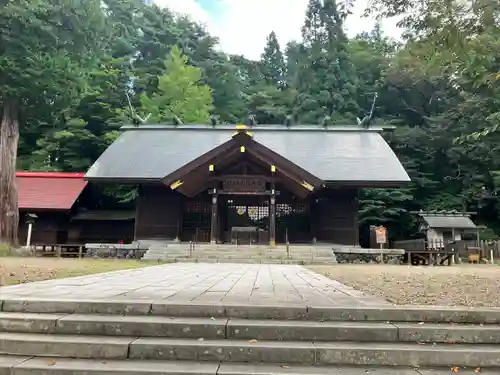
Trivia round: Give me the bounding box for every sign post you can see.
[375,226,388,263]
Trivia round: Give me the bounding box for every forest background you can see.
[1,0,499,244]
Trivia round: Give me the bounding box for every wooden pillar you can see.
[210,190,218,244]
[269,164,277,247]
[133,185,141,241]
[269,194,276,247]
[175,195,182,242]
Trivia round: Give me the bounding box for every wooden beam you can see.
[246,150,311,197]
[217,190,281,196]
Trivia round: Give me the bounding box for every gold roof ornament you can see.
[301,181,314,191]
[170,180,184,190]
[232,124,253,137]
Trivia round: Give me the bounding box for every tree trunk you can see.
[0,99,20,246]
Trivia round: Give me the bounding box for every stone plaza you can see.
[0,264,387,306]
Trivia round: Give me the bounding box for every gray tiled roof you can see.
[85,125,410,184]
[421,215,477,229]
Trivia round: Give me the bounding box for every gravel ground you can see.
[308,264,500,307]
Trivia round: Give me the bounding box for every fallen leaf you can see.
[474,368,481,373]
[197,338,204,342]
[418,322,425,325]
[451,367,460,373]
[416,341,425,345]
[280,365,291,369]
[248,339,259,343]
[46,359,57,366]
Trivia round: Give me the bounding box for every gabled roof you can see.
[85,124,410,186]
[417,212,477,230]
[17,172,88,211]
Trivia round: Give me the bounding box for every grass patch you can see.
[0,257,154,286]
[0,244,12,257]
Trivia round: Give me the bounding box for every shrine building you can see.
[85,124,410,246]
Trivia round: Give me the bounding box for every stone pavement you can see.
[0,263,388,306]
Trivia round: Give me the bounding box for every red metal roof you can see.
[16,172,88,210]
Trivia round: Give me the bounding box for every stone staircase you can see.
[0,298,499,373]
[140,241,338,264]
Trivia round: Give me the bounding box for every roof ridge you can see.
[119,124,394,132]
[16,172,85,179]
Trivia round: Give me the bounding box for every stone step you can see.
[144,256,331,260]
[149,247,332,253]
[143,252,332,258]
[3,299,500,324]
[0,313,226,339]
[143,249,331,254]
[2,356,218,375]
[227,319,500,344]
[218,363,491,375]
[0,332,131,359]
[144,258,325,265]
[1,312,499,344]
[0,333,499,366]
[1,355,486,375]
[141,257,335,265]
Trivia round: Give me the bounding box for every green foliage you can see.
[0,0,107,117]
[140,46,214,123]
[294,0,359,123]
[261,31,286,88]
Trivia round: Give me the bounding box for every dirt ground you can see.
[0,257,148,286]
[308,264,500,308]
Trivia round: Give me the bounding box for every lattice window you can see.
[277,203,308,217]
[246,205,269,220]
[185,201,210,213]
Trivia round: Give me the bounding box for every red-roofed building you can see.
[17,172,89,245]
[17,172,88,211]
[16,172,135,245]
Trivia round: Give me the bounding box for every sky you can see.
[153,0,401,60]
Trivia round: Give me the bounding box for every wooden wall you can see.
[134,185,360,245]
[134,185,181,240]
[313,188,359,246]
[69,221,135,244]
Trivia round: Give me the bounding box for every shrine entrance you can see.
[220,195,270,244]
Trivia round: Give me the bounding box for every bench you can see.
[405,249,456,266]
[33,244,85,258]
[333,247,405,264]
